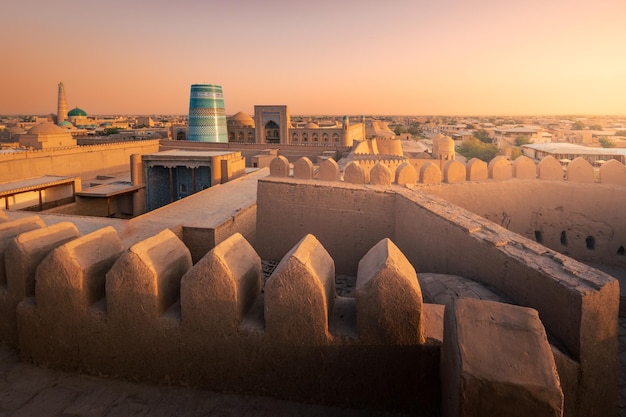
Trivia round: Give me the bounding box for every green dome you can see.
[58,121,73,128]
[68,107,87,117]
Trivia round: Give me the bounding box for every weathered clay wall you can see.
[255,178,618,417]
[5,220,442,414]
[0,140,160,182]
[424,180,626,267]
[256,179,395,274]
[181,202,256,264]
[393,188,617,417]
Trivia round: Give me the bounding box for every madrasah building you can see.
[173,105,395,147]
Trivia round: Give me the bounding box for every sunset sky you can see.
[2,0,625,116]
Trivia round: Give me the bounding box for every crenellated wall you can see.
[1,216,443,414]
[274,155,626,269]
[0,164,617,415]
[0,151,621,415]
[256,176,618,417]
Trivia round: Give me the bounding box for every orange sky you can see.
[2,0,625,116]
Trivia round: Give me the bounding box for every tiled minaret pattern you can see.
[187,84,228,142]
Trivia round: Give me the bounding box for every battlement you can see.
[0,163,620,415]
[0,213,443,413]
[270,154,626,187]
[0,207,579,415]
[256,177,619,417]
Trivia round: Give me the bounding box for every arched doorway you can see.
[265,121,280,144]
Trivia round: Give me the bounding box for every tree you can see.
[599,137,616,148]
[393,125,405,136]
[407,125,422,137]
[589,124,603,131]
[572,121,585,130]
[615,130,626,137]
[514,135,531,146]
[473,129,493,143]
[457,138,500,162]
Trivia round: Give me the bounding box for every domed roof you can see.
[58,121,73,128]
[228,112,255,127]
[229,112,253,122]
[27,122,70,135]
[439,135,455,150]
[68,107,87,117]
[8,126,25,134]
[304,122,319,129]
[100,122,112,127]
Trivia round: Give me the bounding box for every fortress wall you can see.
[394,188,618,417]
[9,220,441,414]
[256,179,396,275]
[255,178,616,417]
[0,141,160,182]
[159,139,350,166]
[423,180,626,267]
[180,202,257,265]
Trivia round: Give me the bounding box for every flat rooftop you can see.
[0,175,77,197]
[76,181,143,198]
[143,149,236,159]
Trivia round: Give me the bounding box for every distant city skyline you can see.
[2,0,625,116]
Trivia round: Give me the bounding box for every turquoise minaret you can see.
[187,84,228,142]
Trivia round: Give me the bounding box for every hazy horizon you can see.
[2,0,625,116]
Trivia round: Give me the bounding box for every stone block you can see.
[466,158,488,181]
[394,162,417,186]
[566,157,594,183]
[443,160,466,183]
[538,155,564,180]
[488,156,513,180]
[369,162,392,186]
[513,155,537,179]
[317,158,339,181]
[441,298,563,417]
[0,216,46,286]
[293,157,313,180]
[599,159,626,186]
[419,162,442,184]
[264,234,335,345]
[356,238,424,345]
[35,226,124,312]
[106,229,192,321]
[269,156,289,177]
[343,161,365,184]
[181,232,261,335]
